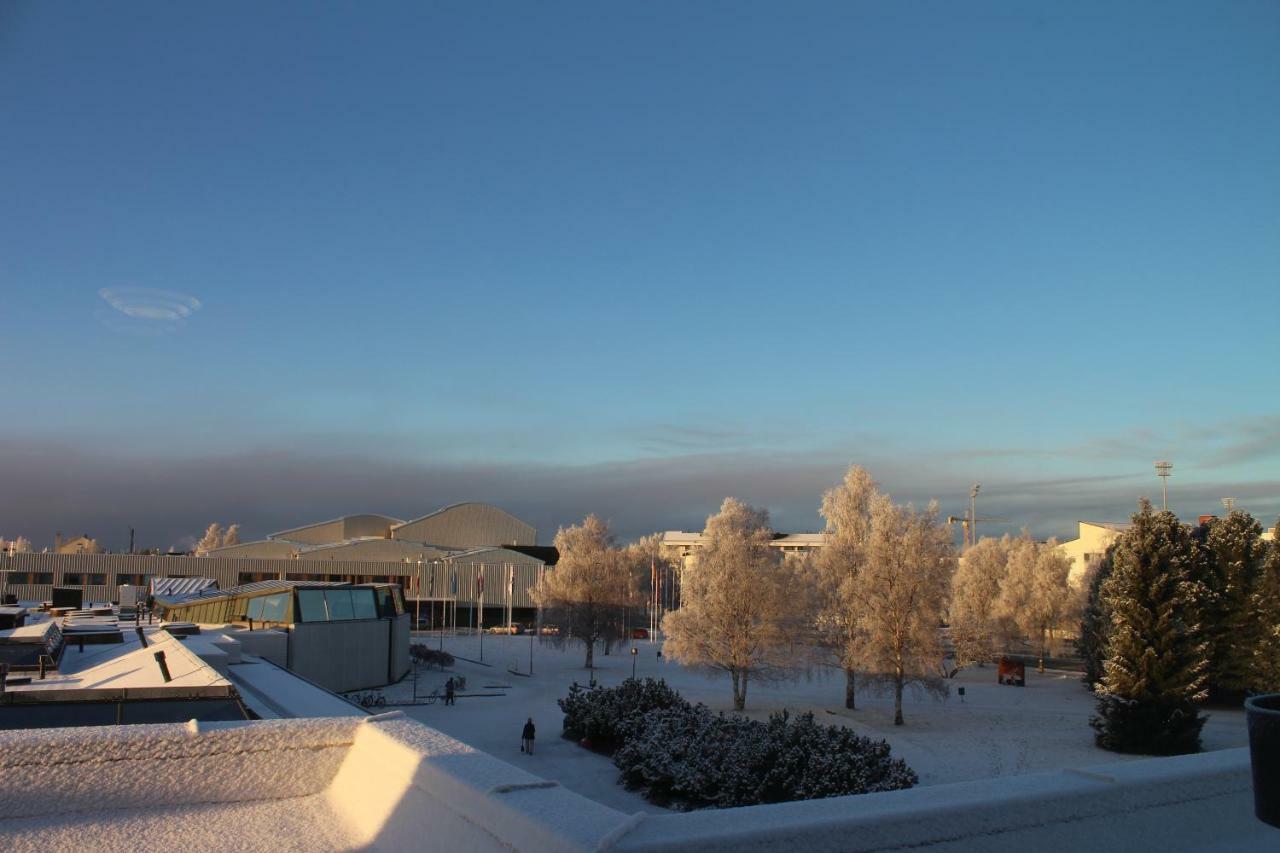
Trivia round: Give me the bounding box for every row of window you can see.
[163,586,405,626]
[3,572,167,586]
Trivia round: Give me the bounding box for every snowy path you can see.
[385,633,1249,811]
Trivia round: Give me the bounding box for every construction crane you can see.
[946,514,1010,549]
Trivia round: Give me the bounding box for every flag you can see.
[451,571,457,596]
[478,567,485,595]
[429,570,435,597]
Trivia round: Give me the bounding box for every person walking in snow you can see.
[444,677,455,706]
[521,718,536,754]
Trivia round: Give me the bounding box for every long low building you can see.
[0,503,550,627]
[0,549,545,626]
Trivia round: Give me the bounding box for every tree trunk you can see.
[584,639,594,670]
[604,637,612,656]
[737,669,749,711]
[893,672,904,725]
[844,667,857,709]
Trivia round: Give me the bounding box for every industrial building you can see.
[0,503,550,629]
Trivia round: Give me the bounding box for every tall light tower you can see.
[970,484,981,543]
[1222,497,1237,514]
[1154,461,1173,511]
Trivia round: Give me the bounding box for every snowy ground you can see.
[382,631,1249,814]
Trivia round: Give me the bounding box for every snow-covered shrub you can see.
[410,645,455,670]
[558,677,686,747]
[561,680,917,809]
[612,705,916,809]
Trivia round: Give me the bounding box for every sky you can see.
[1,1,1278,550]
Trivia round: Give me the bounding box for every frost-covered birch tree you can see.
[812,465,880,709]
[996,536,1073,666]
[195,523,223,555]
[949,534,1015,666]
[854,496,956,725]
[531,515,629,670]
[221,524,241,548]
[662,498,798,711]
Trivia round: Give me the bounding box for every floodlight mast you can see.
[970,484,981,543]
[1154,461,1173,511]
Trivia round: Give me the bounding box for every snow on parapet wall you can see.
[0,715,1272,852]
[0,718,360,819]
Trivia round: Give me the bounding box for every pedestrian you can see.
[445,677,455,706]
[521,717,536,754]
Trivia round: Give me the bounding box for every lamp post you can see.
[631,646,638,680]
[1155,461,1173,511]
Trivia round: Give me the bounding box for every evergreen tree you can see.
[1202,511,1267,698]
[1254,521,1280,693]
[1079,543,1116,690]
[1091,500,1208,755]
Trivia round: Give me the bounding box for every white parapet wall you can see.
[0,714,1273,852]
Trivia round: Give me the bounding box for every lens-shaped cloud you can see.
[97,287,203,335]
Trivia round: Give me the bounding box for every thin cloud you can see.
[97,287,203,335]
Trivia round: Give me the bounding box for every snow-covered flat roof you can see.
[12,628,233,698]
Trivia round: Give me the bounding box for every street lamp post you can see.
[631,646,638,680]
[1155,461,1173,511]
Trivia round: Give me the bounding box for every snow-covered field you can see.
[384,631,1249,814]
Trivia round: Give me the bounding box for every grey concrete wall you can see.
[289,619,398,693]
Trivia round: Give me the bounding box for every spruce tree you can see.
[1254,521,1280,693]
[1091,500,1209,755]
[1202,511,1267,699]
[1079,544,1116,691]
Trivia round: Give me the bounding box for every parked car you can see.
[631,628,649,640]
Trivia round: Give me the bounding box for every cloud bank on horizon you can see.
[1,412,1276,553]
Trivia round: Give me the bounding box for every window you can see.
[246,596,265,621]
[350,589,377,620]
[325,590,355,621]
[88,574,107,585]
[297,589,328,622]
[260,592,289,623]
[6,572,30,584]
[63,573,83,585]
[34,573,53,585]
[118,574,148,586]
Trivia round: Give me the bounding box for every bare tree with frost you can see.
[662,498,800,711]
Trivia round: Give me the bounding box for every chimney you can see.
[54,531,62,551]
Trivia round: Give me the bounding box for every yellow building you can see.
[1056,521,1130,589]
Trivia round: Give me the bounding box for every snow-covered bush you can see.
[613,705,916,809]
[410,645,455,670]
[558,679,916,809]
[558,677,685,747]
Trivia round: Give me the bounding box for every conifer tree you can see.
[1079,544,1116,690]
[1253,521,1280,692]
[1091,500,1208,755]
[1202,510,1267,698]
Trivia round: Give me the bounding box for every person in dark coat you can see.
[521,718,536,754]
[444,677,455,706]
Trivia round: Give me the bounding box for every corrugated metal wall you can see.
[392,503,535,549]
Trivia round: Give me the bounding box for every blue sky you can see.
[2,2,1278,549]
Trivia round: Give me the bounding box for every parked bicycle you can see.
[349,690,387,709]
